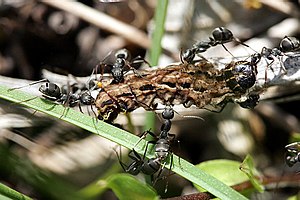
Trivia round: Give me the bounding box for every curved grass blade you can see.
[0,183,33,200]
[0,84,248,200]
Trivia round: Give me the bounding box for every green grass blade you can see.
[0,183,33,200]
[145,0,169,131]
[0,84,248,200]
[148,0,168,66]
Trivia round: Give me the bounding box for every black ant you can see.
[257,36,300,82]
[9,79,96,116]
[9,79,66,102]
[116,148,162,177]
[94,48,150,85]
[285,142,300,167]
[224,53,259,92]
[116,105,178,187]
[181,27,255,63]
[258,36,300,65]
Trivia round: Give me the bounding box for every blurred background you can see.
[0,0,300,199]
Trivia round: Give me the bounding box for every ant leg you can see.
[113,147,130,172]
[124,62,143,78]
[166,133,182,170]
[163,153,174,193]
[9,96,38,106]
[142,140,157,160]
[264,59,277,84]
[152,167,163,186]
[279,56,287,75]
[179,48,185,64]
[176,140,183,170]
[134,130,151,147]
[78,103,84,114]
[133,130,158,160]
[93,50,113,81]
[59,107,69,119]
[234,38,258,53]
[128,149,142,160]
[90,104,98,119]
[131,56,151,68]
[116,147,142,175]
[221,44,235,57]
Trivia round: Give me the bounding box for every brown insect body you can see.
[95,59,256,121]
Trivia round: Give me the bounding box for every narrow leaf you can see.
[0,84,248,200]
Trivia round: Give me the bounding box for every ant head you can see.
[115,48,131,60]
[280,36,300,52]
[181,48,195,63]
[212,27,234,43]
[39,82,61,98]
[81,92,95,105]
[238,94,259,109]
[162,105,174,120]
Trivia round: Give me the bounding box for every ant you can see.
[9,79,96,116]
[9,79,67,102]
[116,105,178,186]
[257,36,300,82]
[181,27,255,63]
[285,142,300,167]
[258,36,300,65]
[94,48,150,85]
[259,36,300,65]
[224,53,259,92]
[115,147,162,177]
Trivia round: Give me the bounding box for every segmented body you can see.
[95,59,257,121]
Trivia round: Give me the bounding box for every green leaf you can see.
[287,195,298,200]
[240,155,264,192]
[0,183,33,200]
[145,0,169,131]
[0,84,248,200]
[195,159,249,192]
[102,174,158,200]
[289,132,300,143]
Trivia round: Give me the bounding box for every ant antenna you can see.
[156,104,204,122]
[8,79,49,91]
